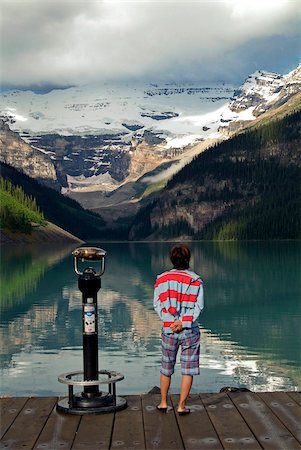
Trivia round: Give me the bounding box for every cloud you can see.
[1,0,300,87]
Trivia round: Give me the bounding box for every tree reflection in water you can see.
[0,241,300,395]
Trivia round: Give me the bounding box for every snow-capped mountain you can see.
[0,82,236,146]
[0,81,236,191]
[0,65,300,196]
[229,64,301,116]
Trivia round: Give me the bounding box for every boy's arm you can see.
[153,282,162,319]
[179,282,204,328]
[193,283,204,322]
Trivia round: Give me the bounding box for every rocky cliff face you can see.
[0,120,58,188]
[33,132,132,188]
[229,65,301,116]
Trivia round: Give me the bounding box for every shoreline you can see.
[0,221,83,246]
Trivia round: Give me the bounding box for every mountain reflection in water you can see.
[0,241,300,395]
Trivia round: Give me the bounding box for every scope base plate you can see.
[57,393,127,415]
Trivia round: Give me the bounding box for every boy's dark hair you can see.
[170,245,191,269]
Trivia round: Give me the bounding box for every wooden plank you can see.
[200,392,261,450]
[0,397,28,439]
[1,392,300,450]
[111,395,145,450]
[0,397,57,450]
[258,392,301,445]
[170,394,223,450]
[33,403,81,450]
[71,410,114,450]
[230,391,301,450]
[141,394,184,450]
[287,392,301,406]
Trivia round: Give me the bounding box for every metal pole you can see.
[78,268,101,396]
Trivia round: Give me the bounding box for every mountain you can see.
[128,104,301,240]
[0,81,236,193]
[0,162,107,240]
[230,65,301,117]
[0,119,58,188]
[0,172,84,244]
[1,66,299,194]
[0,64,300,230]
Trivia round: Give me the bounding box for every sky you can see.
[0,0,300,89]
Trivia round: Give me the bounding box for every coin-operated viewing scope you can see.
[57,247,127,414]
[72,247,106,276]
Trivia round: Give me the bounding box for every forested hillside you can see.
[129,108,301,240]
[0,163,106,240]
[0,178,46,233]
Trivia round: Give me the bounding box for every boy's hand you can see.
[170,319,183,332]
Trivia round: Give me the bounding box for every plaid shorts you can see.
[160,327,200,376]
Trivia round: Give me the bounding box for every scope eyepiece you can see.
[72,247,106,276]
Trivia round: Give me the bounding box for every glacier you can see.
[0,65,300,198]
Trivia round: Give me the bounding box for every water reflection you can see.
[0,241,300,395]
[0,244,77,313]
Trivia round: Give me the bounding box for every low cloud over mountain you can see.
[1,0,300,88]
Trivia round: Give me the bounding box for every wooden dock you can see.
[1,392,300,449]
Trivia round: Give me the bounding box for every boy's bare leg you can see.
[158,374,171,408]
[178,375,193,411]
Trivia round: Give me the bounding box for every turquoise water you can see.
[0,241,300,395]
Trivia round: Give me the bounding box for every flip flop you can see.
[156,406,167,413]
[177,407,190,415]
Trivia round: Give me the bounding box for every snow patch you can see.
[3,107,28,122]
[67,172,118,192]
[236,106,256,120]
[165,134,203,149]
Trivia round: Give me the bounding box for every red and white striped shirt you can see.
[154,269,204,332]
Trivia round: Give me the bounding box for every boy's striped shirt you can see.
[154,269,204,332]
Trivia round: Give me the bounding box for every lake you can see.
[0,241,300,396]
